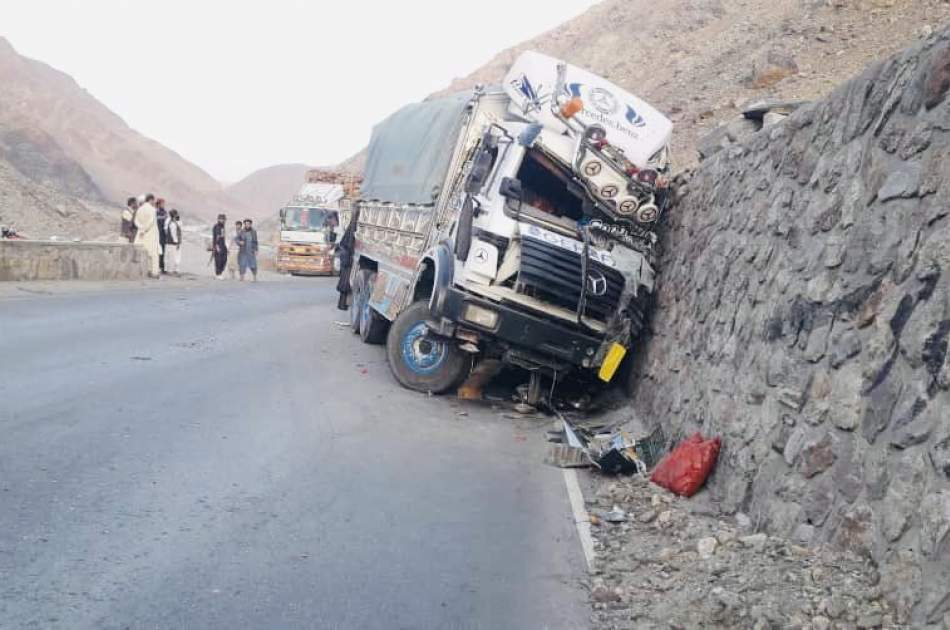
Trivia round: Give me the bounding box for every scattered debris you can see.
[604,505,627,523]
[588,475,884,629]
[588,430,645,475]
[545,415,665,477]
[546,444,591,468]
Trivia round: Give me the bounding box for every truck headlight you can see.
[462,304,499,329]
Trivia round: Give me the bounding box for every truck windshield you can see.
[518,149,585,223]
[282,208,337,231]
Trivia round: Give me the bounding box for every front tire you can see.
[386,301,469,394]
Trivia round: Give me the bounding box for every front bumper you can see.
[433,287,605,368]
[276,254,334,275]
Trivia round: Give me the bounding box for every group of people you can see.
[211,214,259,281]
[121,197,259,281]
[121,194,182,278]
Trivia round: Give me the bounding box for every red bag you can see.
[650,432,721,497]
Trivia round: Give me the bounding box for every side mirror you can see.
[279,208,285,220]
[499,177,523,214]
[465,145,496,195]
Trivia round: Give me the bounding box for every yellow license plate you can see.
[598,343,627,382]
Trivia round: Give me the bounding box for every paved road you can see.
[0,277,588,629]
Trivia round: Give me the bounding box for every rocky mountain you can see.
[0,36,248,237]
[0,156,118,241]
[224,163,314,221]
[434,0,950,169]
[627,26,950,626]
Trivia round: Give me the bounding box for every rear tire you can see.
[349,269,366,334]
[358,271,389,344]
[386,301,469,394]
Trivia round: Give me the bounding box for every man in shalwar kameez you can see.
[134,193,161,278]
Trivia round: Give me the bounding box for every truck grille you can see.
[517,236,624,322]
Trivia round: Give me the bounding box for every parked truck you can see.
[347,51,673,398]
[275,170,359,275]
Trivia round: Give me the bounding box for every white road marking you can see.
[562,468,596,572]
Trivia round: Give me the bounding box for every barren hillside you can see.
[0,157,117,241]
[0,36,248,227]
[435,0,950,168]
[225,163,314,221]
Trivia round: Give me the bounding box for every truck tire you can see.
[358,272,389,345]
[386,301,469,394]
[349,269,367,334]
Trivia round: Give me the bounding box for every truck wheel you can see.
[358,272,389,344]
[349,269,367,334]
[386,301,469,394]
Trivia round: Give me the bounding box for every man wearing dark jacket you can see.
[155,198,168,274]
[335,208,359,310]
[211,214,228,279]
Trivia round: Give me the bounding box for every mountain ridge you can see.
[0,35,251,234]
[224,163,315,221]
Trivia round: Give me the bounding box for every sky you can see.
[0,0,599,183]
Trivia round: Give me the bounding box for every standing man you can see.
[165,209,183,275]
[237,218,259,282]
[155,198,168,274]
[121,197,138,243]
[211,214,228,279]
[133,194,161,278]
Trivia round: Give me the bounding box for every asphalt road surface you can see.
[0,277,589,630]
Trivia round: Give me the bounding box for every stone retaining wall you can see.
[629,27,950,625]
[0,240,148,281]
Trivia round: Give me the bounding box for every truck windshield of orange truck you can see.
[282,208,336,231]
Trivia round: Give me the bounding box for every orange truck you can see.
[275,170,360,276]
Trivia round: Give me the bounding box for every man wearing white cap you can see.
[133,193,161,278]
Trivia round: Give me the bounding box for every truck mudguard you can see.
[426,240,455,317]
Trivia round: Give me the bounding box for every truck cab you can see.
[276,182,345,275]
[349,51,673,396]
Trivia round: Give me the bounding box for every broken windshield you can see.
[281,207,337,231]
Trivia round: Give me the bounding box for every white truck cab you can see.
[348,51,673,397]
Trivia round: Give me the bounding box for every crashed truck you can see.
[346,51,673,398]
[275,170,358,276]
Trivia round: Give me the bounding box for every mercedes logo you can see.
[589,87,618,115]
[586,269,608,296]
[474,248,489,263]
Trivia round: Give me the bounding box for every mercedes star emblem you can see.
[586,269,608,296]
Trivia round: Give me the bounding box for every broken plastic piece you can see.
[592,429,645,475]
[604,505,627,523]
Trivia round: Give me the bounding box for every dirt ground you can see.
[584,472,903,630]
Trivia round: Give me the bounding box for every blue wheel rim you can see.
[401,322,447,375]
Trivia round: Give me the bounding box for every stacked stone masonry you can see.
[630,27,950,626]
